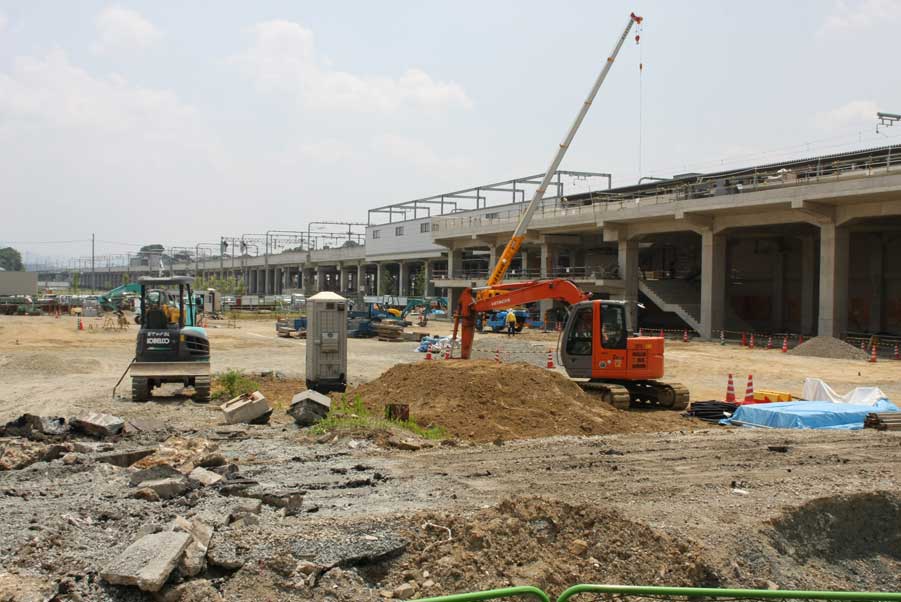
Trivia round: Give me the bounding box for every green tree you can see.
[412,269,426,296]
[0,247,24,271]
[121,272,129,286]
[380,269,396,296]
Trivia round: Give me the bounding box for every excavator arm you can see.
[452,279,589,359]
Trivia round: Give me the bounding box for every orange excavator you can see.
[450,12,689,410]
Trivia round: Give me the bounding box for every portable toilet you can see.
[305,291,348,393]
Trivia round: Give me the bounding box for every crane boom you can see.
[479,12,642,299]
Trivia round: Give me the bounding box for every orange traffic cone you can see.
[860,340,866,352]
[781,335,788,353]
[659,328,664,338]
[546,349,555,369]
[495,348,501,363]
[798,334,804,345]
[741,332,747,347]
[749,334,756,349]
[683,329,688,343]
[444,347,451,360]
[894,344,900,361]
[77,318,83,331]
[869,344,877,363]
[725,373,736,403]
[743,374,755,404]
[766,336,773,350]
[425,349,432,361]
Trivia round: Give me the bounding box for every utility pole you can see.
[91,233,95,293]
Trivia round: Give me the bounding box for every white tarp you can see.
[801,378,888,406]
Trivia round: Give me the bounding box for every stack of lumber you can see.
[374,321,404,342]
[864,412,901,431]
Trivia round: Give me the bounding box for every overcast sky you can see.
[1,0,899,265]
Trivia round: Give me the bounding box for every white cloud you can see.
[0,49,195,132]
[819,0,901,36]
[231,20,472,113]
[93,5,162,53]
[0,11,8,32]
[814,100,879,129]
[370,134,470,171]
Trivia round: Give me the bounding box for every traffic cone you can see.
[495,348,501,363]
[894,344,899,361]
[444,347,451,360]
[725,373,736,403]
[546,349,555,369]
[860,340,866,352]
[683,329,688,343]
[743,374,755,404]
[659,328,664,338]
[749,334,755,349]
[781,335,788,353]
[425,349,432,361]
[720,330,725,346]
[766,336,773,350]
[741,332,747,347]
[869,344,877,363]
[639,328,644,337]
[77,318,83,331]
[798,334,804,345]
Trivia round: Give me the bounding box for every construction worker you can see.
[505,309,518,337]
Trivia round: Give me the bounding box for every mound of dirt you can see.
[376,497,719,594]
[787,336,869,360]
[346,360,627,442]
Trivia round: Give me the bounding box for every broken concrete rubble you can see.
[100,530,192,592]
[95,447,156,468]
[70,412,125,438]
[207,533,246,570]
[2,414,69,439]
[220,391,270,425]
[140,477,190,499]
[242,486,305,515]
[131,436,222,473]
[188,466,223,486]
[173,516,214,577]
[0,440,70,471]
[288,389,331,427]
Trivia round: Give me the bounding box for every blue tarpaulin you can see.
[721,399,898,430]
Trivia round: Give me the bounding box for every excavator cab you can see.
[560,300,687,409]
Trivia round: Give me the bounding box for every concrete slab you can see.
[220,392,269,425]
[101,531,191,592]
[288,390,331,427]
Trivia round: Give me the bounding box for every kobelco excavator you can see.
[450,12,689,410]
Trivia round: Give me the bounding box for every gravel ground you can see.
[787,336,871,360]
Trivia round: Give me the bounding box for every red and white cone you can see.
[425,349,432,361]
[895,344,900,361]
[749,334,755,349]
[444,347,451,360]
[659,328,664,338]
[741,332,747,347]
[766,336,773,350]
[781,335,788,353]
[743,374,755,404]
[861,340,866,352]
[77,318,83,331]
[495,348,501,363]
[798,334,805,345]
[546,349,555,369]
[869,344,877,363]
[725,373,736,404]
[683,329,688,343]
[639,328,644,337]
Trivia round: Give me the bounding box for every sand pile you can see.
[787,336,869,360]
[346,360,621,442]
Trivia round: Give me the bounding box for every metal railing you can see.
[430,266,619,281]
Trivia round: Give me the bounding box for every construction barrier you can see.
[418,584,901,602]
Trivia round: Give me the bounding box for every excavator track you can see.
[577,381,632,410]
[577,380,690,411]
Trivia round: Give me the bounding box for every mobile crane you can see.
[451,12,689,410]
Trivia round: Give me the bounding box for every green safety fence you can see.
[416,585,901,602]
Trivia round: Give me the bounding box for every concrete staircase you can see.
[639,278,703,334]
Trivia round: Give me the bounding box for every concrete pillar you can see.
[356,263,364,294]
[817,223,849,338]
[398,261,407,297]
[447,248,463,279]
[800,236,816,335]
[700,230,726,339]
[316,266,326,293]
[772,249,784,332]
[868,235,883,333]
[376,263,383,296]
[339,264,349,293]
[423,260,433,296]
[540,243,550,278]
[618,238,639,331]
[488,245,497,274]
[520,250,529,278]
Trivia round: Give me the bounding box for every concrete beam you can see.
[836,199,901,225]
[674,210,713,231]
[791,199,835,224]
